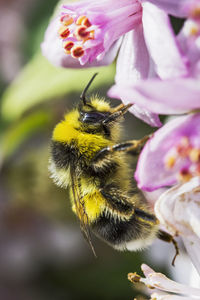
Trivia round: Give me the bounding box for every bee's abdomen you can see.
[92,213,146,245]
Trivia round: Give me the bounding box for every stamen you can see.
[190,25,199,36]
[75,25,91,40]
[189,148,200,163]
[82,17,91,28]
[76,15,87,25]
[190,6,200,20]
[178,168,192,182]
[176,137,191,157]
[63,41,74,54]
[60,14,74,26]
[71,46,85,58]
[128,272,141,283]
[89,30,95,39]
[165,156,176,169]
[164,136,200,182]
[58,25,70,39]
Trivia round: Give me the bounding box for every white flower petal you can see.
[182,235,200,277]
[155,177,200,275]
[141,264,200,296]
[151,292,194,300]
[155,177,200,236]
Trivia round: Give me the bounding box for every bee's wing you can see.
[69,164,96,257]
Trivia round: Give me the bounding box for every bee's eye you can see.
[81,111,109,123]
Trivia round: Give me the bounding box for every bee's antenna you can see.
[80,73,98,105]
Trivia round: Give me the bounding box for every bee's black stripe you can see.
[100,186,133,213]
[86,161,119,180]
[134,208,157,222]
[51,141,77,168]
[92,212,151,246]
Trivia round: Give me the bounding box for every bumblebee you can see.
[49,74,178,261]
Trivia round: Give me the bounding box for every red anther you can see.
[75,25,90,40]
[180,168,190,175]
[58,26,70,39]
[76,15,87,25]
[63,41,74,54]
[71,46,84,58]
[82,17,91,27]
[60,15,74,26]
[178,168,192,182]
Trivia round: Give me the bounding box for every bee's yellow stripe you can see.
[71,190,105,223]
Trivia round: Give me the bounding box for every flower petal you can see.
[142,2,189,79]
[135,114,200,191]
[108,78,200,115]
[155,177,200,275]
[151,292,193,300]
[129,103,162,127]
[155,177,200,236]
[177,19,200,69]
[182,235,200,277]
[141,263,200,296]
[108,84,161,127]
[145,0,190,17]
[114,25,150,85]
[107,27,161,127]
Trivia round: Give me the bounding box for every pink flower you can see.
[109,0,200,119]
[135,113,200,191]
[41,0,190,127]
[41,0,188,72]
[42,0,142,66]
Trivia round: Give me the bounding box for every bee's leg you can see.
[157,230,179,266]
[102,103,132,124]
[92,135,150,163]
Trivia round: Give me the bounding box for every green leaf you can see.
[0,111,51,163]
[1,52,115,122]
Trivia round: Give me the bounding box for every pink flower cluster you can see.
[42,0,200,297]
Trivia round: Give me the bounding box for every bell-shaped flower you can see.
[42,0,142,66]
[109,0,200,119]
[42,0,188,73]
[42,0,190,127]
[135,113,200,191]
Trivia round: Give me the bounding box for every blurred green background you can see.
[0,0,170,299]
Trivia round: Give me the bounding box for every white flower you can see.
[155,176,200,275]
[128,264,200,299]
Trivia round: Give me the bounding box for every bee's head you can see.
[52,74,131,143]
[78,97,111,126]
[77,73,132,136]
[78,73,111,126]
